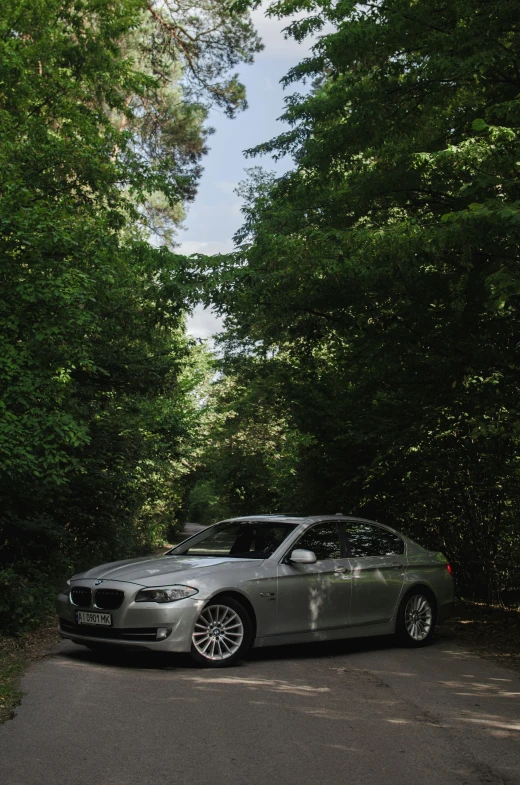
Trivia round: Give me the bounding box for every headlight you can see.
[60,579,71,594]
[135,586,198,603]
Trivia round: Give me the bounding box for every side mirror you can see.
[289,548,317,565]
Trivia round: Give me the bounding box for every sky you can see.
[182,5,313,338]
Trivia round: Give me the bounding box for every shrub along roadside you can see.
[0,566,61,635]
[0,620,60,724]
[0,0,260,637]
[197,0,520,604]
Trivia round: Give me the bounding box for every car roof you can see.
[223,514,416,546]
[225,514,398,530]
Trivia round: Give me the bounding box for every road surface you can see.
[0,635,519,785]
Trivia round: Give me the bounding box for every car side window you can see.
[344,523,404,557]
[295,523,341,561]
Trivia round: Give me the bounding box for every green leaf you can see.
[472,118,488,131]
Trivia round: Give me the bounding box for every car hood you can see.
[71,555,262,586]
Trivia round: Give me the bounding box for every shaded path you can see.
[0,637,519,784]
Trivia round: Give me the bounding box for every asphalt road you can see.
[0,635,519,785]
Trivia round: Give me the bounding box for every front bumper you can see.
[56,581,203,652]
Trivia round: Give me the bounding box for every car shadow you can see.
[58,632,436,672]
[59,642,193,670]
[248,634,397,662]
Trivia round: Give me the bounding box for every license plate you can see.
[75,611,112,626]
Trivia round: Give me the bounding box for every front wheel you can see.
[395,590,436,647]
[190,597,253,668]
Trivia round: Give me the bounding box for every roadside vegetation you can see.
[1,0,519,652]
[440,601,520,671]
[191,0,520,606]
[0,0,260,633]
[0,620,59,723]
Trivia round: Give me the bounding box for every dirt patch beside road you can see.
[438,600,520,672]
[0,621,59,723]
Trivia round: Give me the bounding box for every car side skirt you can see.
[253,620,395,648]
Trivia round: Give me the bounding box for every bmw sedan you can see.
[57,515,455,667]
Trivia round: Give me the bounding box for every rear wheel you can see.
[396,589,436,647]
[190,597,253,667]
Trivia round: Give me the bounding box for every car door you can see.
[276,522,352,635]
[342,522,407,627]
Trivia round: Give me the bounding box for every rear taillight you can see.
[446,563,453,576]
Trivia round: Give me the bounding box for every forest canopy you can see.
[191,0,520,603]
[0,0,259,631]
[1,0,519,635]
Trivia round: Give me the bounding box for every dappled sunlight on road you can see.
[327,743,360,752]
[455,711,520,735]
[52,656,129,677]
[329,666,417,678]
[176,649,520,745]
[54,639,520,748]
[2,640,519,785]
[299,706,358,721]
[439,676,520,699]
[183,674,331,696]
[439,647,480,660]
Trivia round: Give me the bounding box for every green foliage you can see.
[187,370,309,521]
[196,0,520,601]
[0,564,59,635]
[188,480,232,526]
[0,644,24,722]
[0,0,261,632]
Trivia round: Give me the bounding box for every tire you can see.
[395,588,437,647]
[190,596,253,668]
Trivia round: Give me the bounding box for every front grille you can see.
[59,619,158,641]
[70,587,92,608]
[94,589,124,610]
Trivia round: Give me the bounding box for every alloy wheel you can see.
[404,594,433,641]
[192,604,244,661]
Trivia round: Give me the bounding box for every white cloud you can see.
[179,242,230,337]
[251,4,334,63]
[252,8,309,59]
[177,239,234,256]
[187,304,223,339]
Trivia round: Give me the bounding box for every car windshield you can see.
[169,521,297,559]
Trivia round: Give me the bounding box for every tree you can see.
[197,0,520,600]
[0,0,262,630]
[186,364,310,523]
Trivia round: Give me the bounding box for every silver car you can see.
[57,515,455,667]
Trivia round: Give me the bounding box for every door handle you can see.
[391,563,404,570]
[334,566,347,574]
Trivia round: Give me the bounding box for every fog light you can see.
[156,627,172,641]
